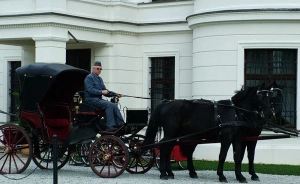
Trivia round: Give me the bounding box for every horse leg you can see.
[247,141,259,181]
[178,144,198,178]
[217,133,232,183]
[186,145,198,178]
[159,143,168,180]
[232,141,247,183]
[165,143,175,179]
[240,142,247,161]
[159,139,175,180]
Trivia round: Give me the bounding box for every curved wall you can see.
[193,0,300,14]
[188,0,300,102]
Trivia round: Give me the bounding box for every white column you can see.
[22,46,35,66]
[33,37,69,64]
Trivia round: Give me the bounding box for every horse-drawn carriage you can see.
[1,63,298,183]
[0,63,153,177]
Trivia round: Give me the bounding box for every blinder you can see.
[270,87,283,98]
[255,89,274,119]
[256,90,272,101]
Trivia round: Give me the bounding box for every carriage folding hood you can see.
[15,63,90,115]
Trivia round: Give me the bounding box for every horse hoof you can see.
[189,172,198,178]
[251,175,260,181]
[237,175,247,183]
[168,175,174,179]
[219,177,228,183]
[160,175,168,180]
[238,178,248,183]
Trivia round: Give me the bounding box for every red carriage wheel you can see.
[125,134,154,174]
[155,150,161,169]
[89,135,129,178]
[31,136,70,170]
[177,161,187,170]
[0,124,32,174]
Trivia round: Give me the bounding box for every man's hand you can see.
[116,93,122,98]
[102,90,109,95]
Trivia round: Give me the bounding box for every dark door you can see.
[66,49,91,71]
[10,61,21,121]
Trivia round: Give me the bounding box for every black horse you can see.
[142,84,273,182]
[239,81,284,181]
[216,81,283,183]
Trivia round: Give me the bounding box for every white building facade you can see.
[0,0,300,165]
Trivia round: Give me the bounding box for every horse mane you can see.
[233,83,266,101]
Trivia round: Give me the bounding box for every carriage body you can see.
[0,63,152,177]
[16,63,89,142]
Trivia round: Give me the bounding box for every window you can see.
[150,57,175,111]
[245,49,297,128]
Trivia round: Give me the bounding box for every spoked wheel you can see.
[78,141,93,166]
[178,161,187,170]
[0,124,32,174]
[70,144,84,165]
[31,136,70,170]
[126,134,154,174]
[89,135,129,178]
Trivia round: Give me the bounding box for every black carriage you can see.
[1,63,298,182]
[0,63,153,177]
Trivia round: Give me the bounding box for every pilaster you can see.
[33,37,69,64]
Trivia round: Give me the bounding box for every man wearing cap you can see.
[84,61,124,132]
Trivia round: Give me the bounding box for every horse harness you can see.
[193,98,265,130]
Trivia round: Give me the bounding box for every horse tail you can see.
[142,101,166,149]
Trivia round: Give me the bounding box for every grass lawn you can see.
[170,160,300,176]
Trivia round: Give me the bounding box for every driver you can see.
[84,61,125,132]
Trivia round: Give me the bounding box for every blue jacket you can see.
[84,73,115,101]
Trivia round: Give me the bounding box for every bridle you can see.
[269,87,284,118]
[255,89,274,119]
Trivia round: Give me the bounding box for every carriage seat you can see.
[40,103,70,128]
[39,103,71,140]
[76,91,105,115]
[78,102,105,115]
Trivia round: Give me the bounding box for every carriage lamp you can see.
[75,106,79,114]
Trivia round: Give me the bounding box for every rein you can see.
[122,95,165,100]
[195,100,260,115]
[0,110,18,117]
[139,125,221,149]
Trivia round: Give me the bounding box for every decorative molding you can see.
[0,22,139,36]
[186,8,300,20]
[0,12,187,26]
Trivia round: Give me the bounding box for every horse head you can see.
[232,83,273,120]
[268,80,284,118]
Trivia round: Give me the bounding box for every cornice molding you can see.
[0,12,187,26]
[0,22,139,36]
[186,8,300,20]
